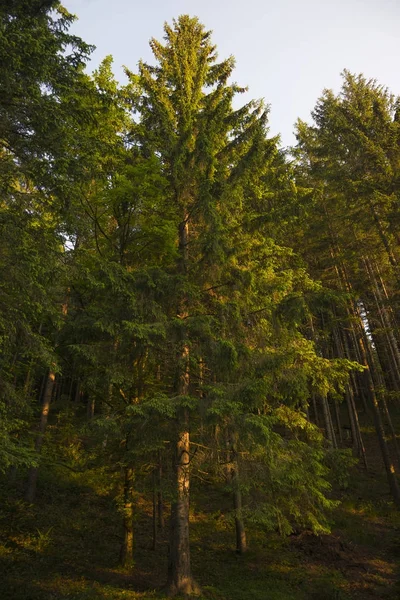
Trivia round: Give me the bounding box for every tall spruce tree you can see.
[132,15,270,595]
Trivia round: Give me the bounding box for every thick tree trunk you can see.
[25,369,56,502]
[119,466,135,567]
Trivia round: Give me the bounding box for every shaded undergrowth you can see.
[0,449,399,600]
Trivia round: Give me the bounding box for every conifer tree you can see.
[132,15,270,595]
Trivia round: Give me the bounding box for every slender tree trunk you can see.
[347,383,368,469]
[152,469,157,551]
[227,431,247,554]
[87,396,95,420]
[321,394,337,447]
[327,397,338,448]
[311,392,320,427]
[23,365,33,396]
[119,466,135,567]
[157,450,164,530]
[357,331,400,507]
[334,323,368,467]
[25,369,56,502]
[334,400,343,445]
[326,217,398,491]
[381,394,400,467]
[74,380,81,403]
[167,213,199,597]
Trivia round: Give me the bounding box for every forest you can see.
[1,2,400,599]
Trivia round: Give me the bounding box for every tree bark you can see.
[157,450,164,530]
[167,213,199,596]
[167,408,199,596]
[321,394,337,447]
[25,369,56,503]
[227,431,247,554]
[357,330,400,507]
[152,469,157,551]
[119,466,135,567]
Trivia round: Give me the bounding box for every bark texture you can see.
[25,369,56,503]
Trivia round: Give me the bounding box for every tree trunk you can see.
[321,394,337,447]
[119,466,135,567]
[152,469,157,551]
[334,400,343,445]
[381,394,400,468]
[74,380,81,403]
[167,213,199,597]
[167,408,199,596]
[87,396,95,420]
[311,393,320,427]
[347,382,368,469]
[157,450,164,530]
[25,369,56,502]
[357,331,400,507]
[227,431,247,554]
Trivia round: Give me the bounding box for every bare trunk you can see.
[157,450,164,530]
[311,393,320,427]
[25,369,56,502]
[167,409,199,596]
[381,394,400,468]
[119,466,135,566]
[74,380,81,403]
[227,432,247,554]
[152,469,157,550]
[333,400,343,445]
[87,396,95,420]
[326,217,398,496]
[334,324,368,466]
[321,395,337,447]
[347,383,368,470]
[357,332,400,507]
[167,214,199,596]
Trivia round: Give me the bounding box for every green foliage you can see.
[2,6,392,598]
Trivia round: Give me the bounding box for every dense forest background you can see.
[1,2,400,599]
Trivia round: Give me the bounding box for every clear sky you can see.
[65,0,400,147]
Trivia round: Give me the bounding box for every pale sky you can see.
[65,0,400,147]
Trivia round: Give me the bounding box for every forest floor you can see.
[1,435,400,600]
